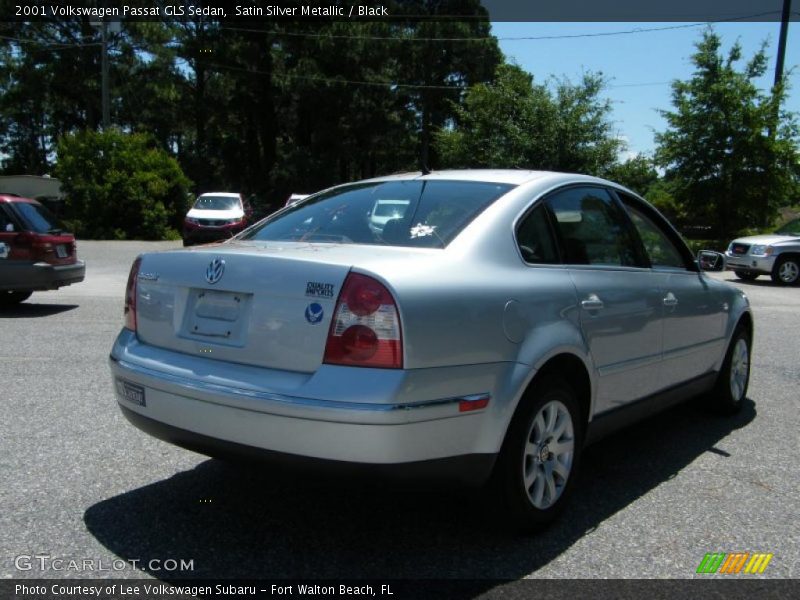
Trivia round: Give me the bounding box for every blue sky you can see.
[491,22,799,158]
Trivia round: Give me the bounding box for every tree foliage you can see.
[434,63,622,174]
[54,130,191,240]
[0,2,502,226]
[605,154,659,196]
[655,30,800,237]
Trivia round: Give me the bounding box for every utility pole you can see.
[91,17,118,129]
[774,0,792,88]
[101,20,109,129]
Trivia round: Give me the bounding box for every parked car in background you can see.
[725,217,800,285]
[111,170,752,531]
[183,192,249,246]
[0,194,85,306]
[368,198,411,234]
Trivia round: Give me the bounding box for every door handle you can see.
[581,294,604,311]
[663,292,678,307]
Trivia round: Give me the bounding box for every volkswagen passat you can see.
[110,170,752,530]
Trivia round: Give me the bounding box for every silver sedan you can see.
[109,170,752,531]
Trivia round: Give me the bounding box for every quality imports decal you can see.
[305,281,335,298]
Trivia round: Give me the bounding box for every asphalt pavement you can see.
[1,241,798,584]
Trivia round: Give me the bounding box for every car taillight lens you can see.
[124,256,142,331]
[323,272,402,369]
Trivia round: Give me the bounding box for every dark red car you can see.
[0,194,85,306]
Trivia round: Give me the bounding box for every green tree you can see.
[435,63,622,174]
[54,129,191,239]
[605,154,659,196]
[655,30,800,238]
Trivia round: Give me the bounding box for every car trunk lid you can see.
[133,241,429,372]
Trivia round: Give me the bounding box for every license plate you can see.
[56,244,68,258]
[116,379,146,407]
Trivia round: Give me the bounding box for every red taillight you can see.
[124,256,142,331]
[323,272,402,369]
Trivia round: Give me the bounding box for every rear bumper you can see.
[118,405,495,485]
[724,252,775,275]
[109,330,510,480]
[0,260,85,291]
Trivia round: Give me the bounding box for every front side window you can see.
[242,180,514,248]
[621,199,688,269]
[546,187,640,267]
[776,218,800,236]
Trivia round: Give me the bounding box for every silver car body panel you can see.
[110,170,752,468]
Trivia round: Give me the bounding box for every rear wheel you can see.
[0,291,32,306]
[708,326,751,415]
[734,270,759,281]
[495,375,582,532]
[771,256,800,285]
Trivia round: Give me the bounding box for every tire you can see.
[494,375,582,533]
[734,270,759,281]
[771,255,800,286]
[182,239,192,247]
[708,326,751,415]
[0,291,32,306]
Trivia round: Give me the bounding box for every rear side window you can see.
[546,187,640,267]
[242,180,514,248]
[516,204,559,264]
[0,205,16,232]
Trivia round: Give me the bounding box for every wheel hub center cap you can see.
[539,444,551,462]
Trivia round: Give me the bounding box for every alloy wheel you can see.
[522,400,575,510]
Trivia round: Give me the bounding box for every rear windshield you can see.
[194,195,241,211]
[10,201,63,234]
[240,180,514,248]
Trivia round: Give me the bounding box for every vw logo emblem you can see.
[205,257,225,284]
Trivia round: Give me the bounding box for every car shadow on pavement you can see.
[84,398,755,585]
[0,303,78,318]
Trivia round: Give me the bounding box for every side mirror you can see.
[697,250,725,272]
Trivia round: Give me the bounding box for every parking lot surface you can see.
[1,241,798,581]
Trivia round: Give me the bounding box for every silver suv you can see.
[725,218,800,285]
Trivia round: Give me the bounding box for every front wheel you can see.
[771,256,800,285]
[734,270,759,281]
[708,326,751,415]
[495,375,582,532]
[0,291,32,306]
